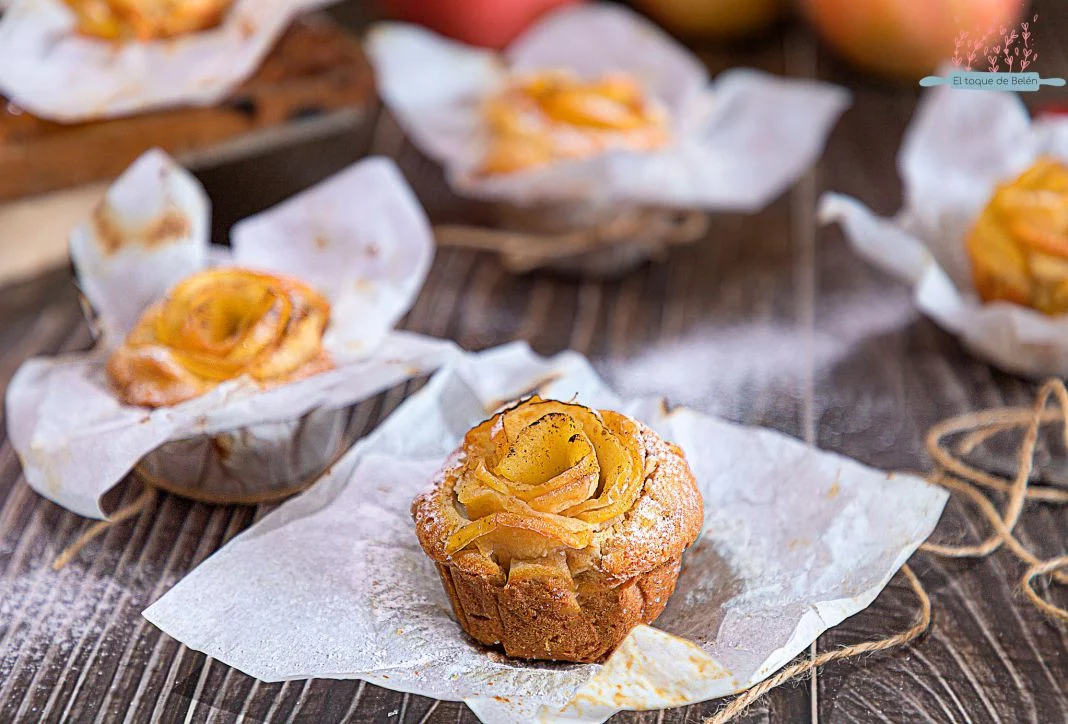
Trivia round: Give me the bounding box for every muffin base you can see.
[436,555,683,663]
[135,405,356,505]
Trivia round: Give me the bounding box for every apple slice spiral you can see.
[967,158,1068,315]
[107,267,332,407]
[443,397,647,560]
[477,70,671,176]
[63,0,234,41]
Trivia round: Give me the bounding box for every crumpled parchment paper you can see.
[366,3,850,210]
[4,149,457,519]
[820,85,1068,378]
[144,341,948,723]
[0,0,332,122]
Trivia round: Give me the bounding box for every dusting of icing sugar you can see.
[603,290,917,418]
[0,534,172,707]
[418,450,465,498]
[604,425,694,558]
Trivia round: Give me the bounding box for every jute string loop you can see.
[434,208,709,273]
[49,431,356,570]
[706,379,1068,723]
[919,378,1068,602]
[705,564,930,724]
[52,486,157,571]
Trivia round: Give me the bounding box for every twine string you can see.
[49,427,356,571]
[706,379,1068,723]
[1024,556,1068,621]
[705,565,930,724]
[920,378,1068,600]
[52,486,157,571]
[927,405,1068,503]
[434,208,709,272]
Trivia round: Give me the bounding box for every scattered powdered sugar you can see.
[603,287,918,419]
[595,422,699,578]
[0,496,202,708]
[0,556,136,696]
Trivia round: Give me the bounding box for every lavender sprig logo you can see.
[920,12,1065,92]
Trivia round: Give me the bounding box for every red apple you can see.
[799,0,1028,80]
[631,0,785,39]
[381,0,583,50]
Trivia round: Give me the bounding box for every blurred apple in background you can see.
[798,0,1028,80]
[630,0,785,39]
[381,0,582,49]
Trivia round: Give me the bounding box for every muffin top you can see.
[966,157,1068,315]
[107,267,332,408]
[63,0,233,41]
[476,70,672,176]
[413,396,704,586]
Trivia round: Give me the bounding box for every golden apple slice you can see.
[444,511,592,556]
[479,137,555,176]
[501,398,604,443]
[967,217,1032,307]
[540,88,646,131]
[563,411,644,523]
[248,298,329,380]
[1012,222,1068,261]
[494,412,589,483]
[590,75,644,105]
[1016,158,1068,193]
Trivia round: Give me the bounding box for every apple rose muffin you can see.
[63,0,233,41]
[413,396,703,663]
[107,267,332,407]
[477,70,671,176]
[966,157,1068,315]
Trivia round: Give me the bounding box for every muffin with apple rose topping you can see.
[412,395,703,663]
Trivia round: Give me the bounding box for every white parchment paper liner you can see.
[820,85,1068,378]
[144,341,948,723]
[4,149,457,519]
[0,0,333,122]
[366,3,850,210]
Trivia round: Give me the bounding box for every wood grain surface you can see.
[1,2,1066,722]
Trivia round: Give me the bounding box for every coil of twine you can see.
[434,207,709,274]
[706,379,1068,724]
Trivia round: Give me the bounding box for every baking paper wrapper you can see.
[144,342,948,723]
[0,0,331,122]
[820,85,1068,378]
[366,4,850,210]
[5,149,457,519]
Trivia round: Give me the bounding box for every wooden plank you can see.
[1,1,1067,722]
[811,2,1068,723]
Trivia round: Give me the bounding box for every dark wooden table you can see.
[2,3,1066,722]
